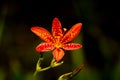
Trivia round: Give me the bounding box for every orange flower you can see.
[31,17,82,62]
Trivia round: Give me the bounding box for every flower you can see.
[31,17,82,62]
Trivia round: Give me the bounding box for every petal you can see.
[52,18,63,42]
[61,23,82,44]
[52,48,64,62]
[63,43,82,50]
[36,43,54,52]
[31,26,54,43]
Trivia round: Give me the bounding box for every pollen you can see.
[54,42,62,48]
[63,28,67,32]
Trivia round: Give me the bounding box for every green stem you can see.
[58,64,84,80]
[58,72,72,80]
[50,58,64,68]
[33,57,64,77]
[37,66,51,72]
[70,64,84,78]
[33,71,38,77]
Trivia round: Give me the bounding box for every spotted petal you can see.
[52,18,63,42]
[61,23,82,44]
[36,43,54,52]
[31,26,54,43]
[52,48,64,62]
[63,43,82,50]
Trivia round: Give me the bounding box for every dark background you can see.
[0,0,120,80]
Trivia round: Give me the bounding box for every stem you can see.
[37,66,51,72]
[58,64,84,80]
[58,72,72,80]
[33,57,64,77]
[50,58,64,68]
[70,64,84,78]
[33,71,38,77]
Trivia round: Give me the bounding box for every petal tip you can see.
[75,23,82,28]
[31,26,39,32]
[54,17,59,20]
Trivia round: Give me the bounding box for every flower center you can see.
[54,42,62,48]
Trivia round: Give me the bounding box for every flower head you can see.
[31,17,82,62]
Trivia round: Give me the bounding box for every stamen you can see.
[63,28,67,34]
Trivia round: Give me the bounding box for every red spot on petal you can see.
[52,48,64,62]
[61,23,82,44]
[63,43,82,50]
[31,26,54,43]
[36,43,54,52]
